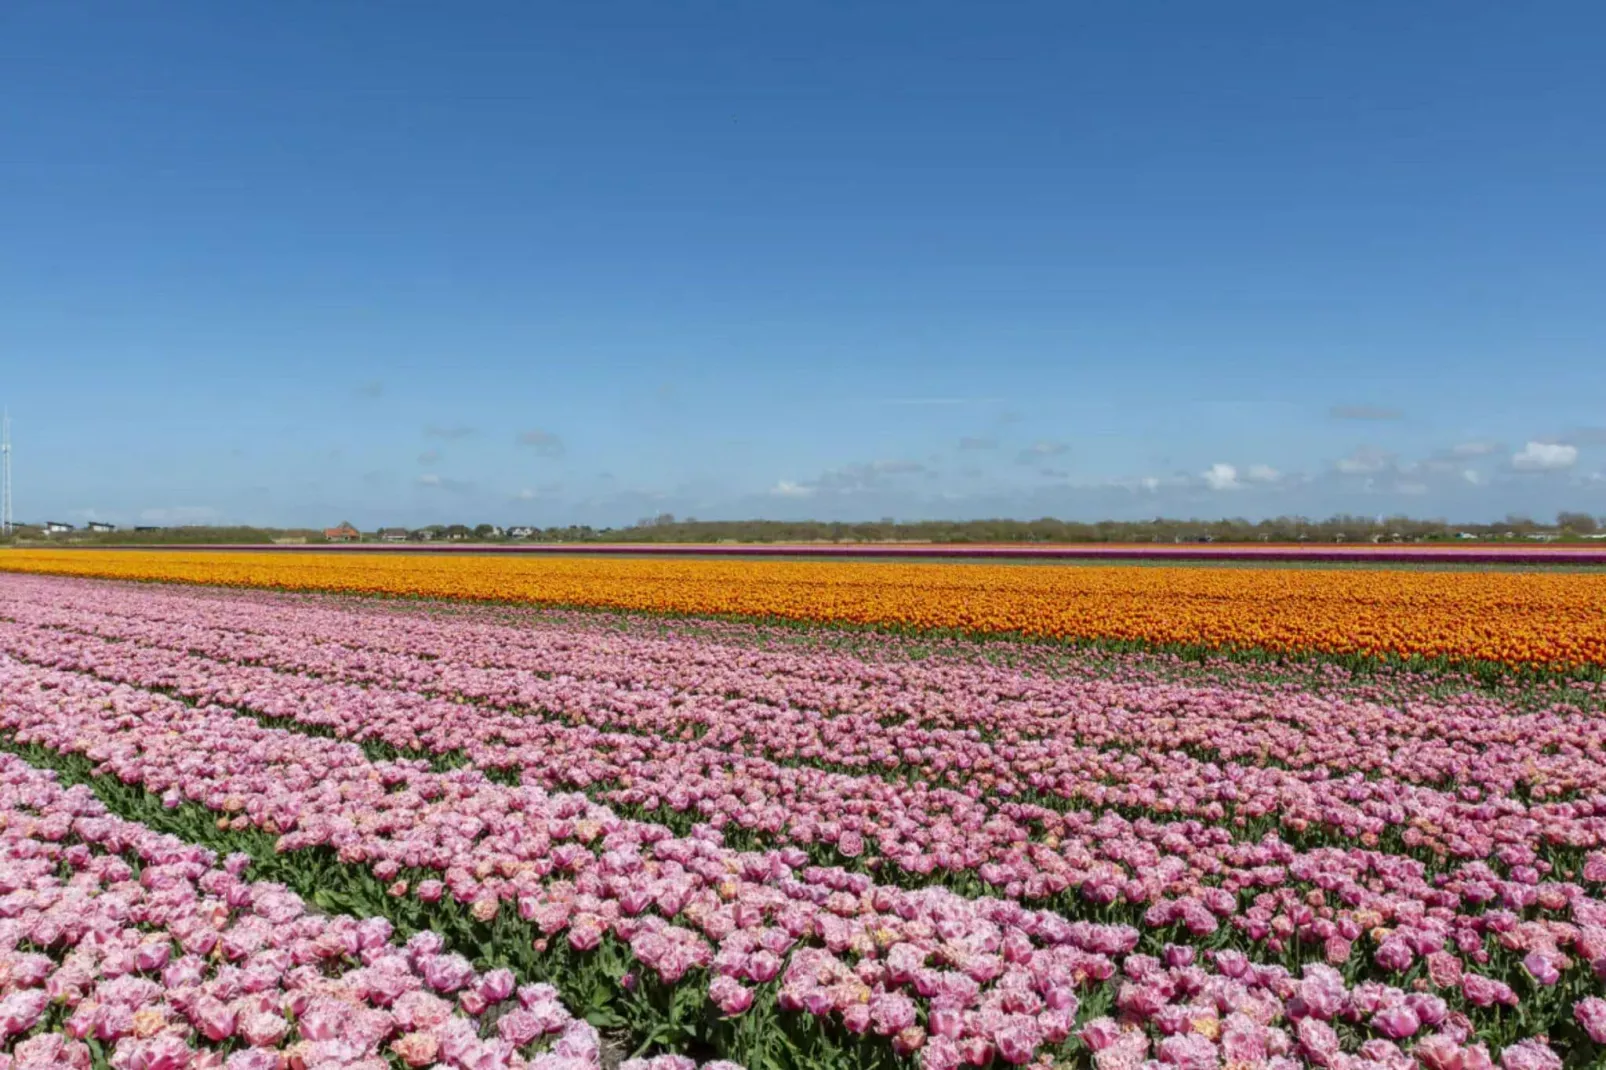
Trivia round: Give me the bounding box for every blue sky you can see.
[3,2,1604,528]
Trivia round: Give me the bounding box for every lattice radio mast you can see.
[1,409,12,537]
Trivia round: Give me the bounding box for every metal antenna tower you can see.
[1,409,11,537]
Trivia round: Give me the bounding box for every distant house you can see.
[1456,532,1478,540]
[86,521,117,533]
[411,528,437,541]
[324,521,360,543]
[134,526,162,533]
[508,526,537,538]
[44,521,74,535]
[378,528,409,543]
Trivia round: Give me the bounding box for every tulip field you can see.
[1,563,1605,1069]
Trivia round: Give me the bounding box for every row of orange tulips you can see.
[3,549,1603,668]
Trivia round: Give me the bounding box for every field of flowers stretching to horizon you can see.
[1,566,1605,1069]
[4,548,1606,670]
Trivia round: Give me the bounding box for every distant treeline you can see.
[6,511,1602,546]
[6,526,315,546]
[603,512,1602,543]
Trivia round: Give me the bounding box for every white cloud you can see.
[1336,446,1393,475]
[770,480,815,498]
[1511,441,1578,471]
[417,473,441,486]
[1246,464,1280,484]
[1463,469,1485,486]
[1451,440,1499,458]
[1202,463,1241,491]
[1395,481,1429,496]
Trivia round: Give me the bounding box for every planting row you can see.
[10,595,1606,981]
[8,603,1606,906]
[8,579,1605,804]
[0,751,616,1069]
[10,618,1606,1006]
[12,577,1606,739]
[0,647,1601,1067]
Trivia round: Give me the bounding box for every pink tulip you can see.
[0,990,49,1037]
[1522,950,1561,986]
[1500,1038,1563,1070]
[192,996,235,1042]
[709,975,754,1017]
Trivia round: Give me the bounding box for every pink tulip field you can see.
[1,574,1605,1069]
